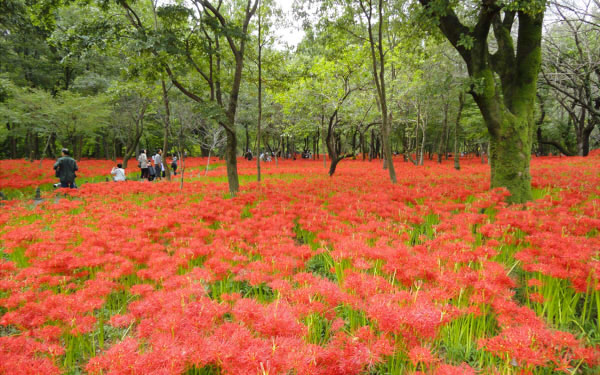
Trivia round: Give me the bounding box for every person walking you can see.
[138,150,149,180]
[171,155,178,176]
[154,149,164,179]
[53,148,78,188]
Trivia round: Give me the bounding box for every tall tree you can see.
[256,0,263,182]
[541,1,600,156]
[358,0,397,183]
[418,0,546,203]
[112,0,259,195]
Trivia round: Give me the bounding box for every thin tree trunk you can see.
[161,80,172,181]
[205,149,212,175]
[454,92,464,170]
[438,101,449,163]
[256,0,262,182]
[39,134,53,168]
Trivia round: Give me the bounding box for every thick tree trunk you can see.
[488,114,533,203]
[419,0,544,203]
[577,126,593,156]
[224,126,240,195]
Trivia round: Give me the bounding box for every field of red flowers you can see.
[1,154,600,374]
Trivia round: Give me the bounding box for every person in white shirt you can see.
[154,149,164,180]
[111,163,126,181]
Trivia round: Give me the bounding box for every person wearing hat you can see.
[53,148,78,188]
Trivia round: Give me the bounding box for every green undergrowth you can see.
[523,272,600,345]
[293,221,319,249]
[1,175,113,201]
[203,173,304,186]
[304,313,333,345]
[437,311,500,369]
[336,304,370,332]
[178,256,208,275]
[368,348,410,374]
[208,278,276,303]
[61,287,137,374]
[1,246,29,268]
[531,187,552,200]
[305,252,336,281]
[185,364,222,375]
[408,213,439,245]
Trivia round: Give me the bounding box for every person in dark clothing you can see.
[53,148,78,188]
[148,161,156,181]
[171,156,178,176]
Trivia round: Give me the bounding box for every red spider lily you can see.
[408,344,438,367]
[2,154,600,373]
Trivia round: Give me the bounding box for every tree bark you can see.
[454,92,464,170]
[361,0,396,183]
[438,101,449,163]
[419,1,545,202]
[161,80,172,181]
[256,0,262,182]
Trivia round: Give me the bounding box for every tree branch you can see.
[418,0,472,66]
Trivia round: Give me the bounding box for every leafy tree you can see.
[417,0,547,203]
[109,0,259,194]
[54,91,111,160]
[0,83,57,160]
[107,82,155,167]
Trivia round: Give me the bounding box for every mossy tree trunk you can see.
[420,0,545,203]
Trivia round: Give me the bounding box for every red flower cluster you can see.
[1,153,599,374]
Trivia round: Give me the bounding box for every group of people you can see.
[245,149,274,162]
[52,147,180,189]
[137,149,178,181]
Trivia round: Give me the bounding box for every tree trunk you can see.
[75,135,84,161]
[33,134,39,160]
[205,149,212,175]
[577,124,594,157]
[419,123,426,166]
[454,92,464,170]
[256,1,262,182]
[245,124,250,156]
[362,0,396,183]
[224,126,240,195]
[486,112,533,202]
[419,0,544,203]
[161,80,172,181]
[438,102,449,163]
